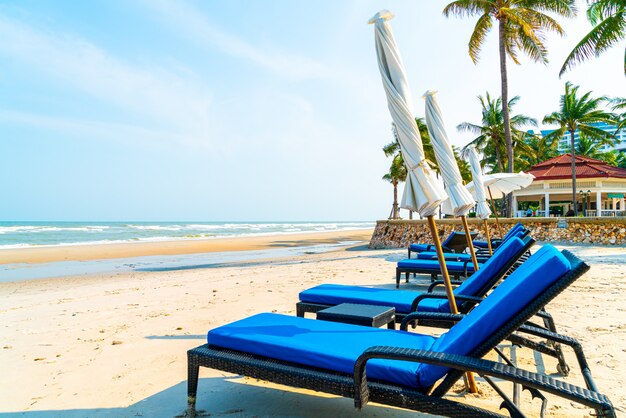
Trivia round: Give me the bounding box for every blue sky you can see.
[1,0,623,221]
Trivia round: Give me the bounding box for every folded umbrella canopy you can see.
[466,146,493,254]
[369,10,446,216]
[424,91,480,272]
[370,14,477,392]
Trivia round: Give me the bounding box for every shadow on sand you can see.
[0,377,434,417]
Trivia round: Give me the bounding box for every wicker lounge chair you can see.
[297,236,533,323]
[472,222,525,250]
[187,246,614,417]
[414,229,528,261]
[408,223,525,259]
[298,238,569,376]
[408,230,478,257]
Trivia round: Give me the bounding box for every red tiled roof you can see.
[527,154,626,180]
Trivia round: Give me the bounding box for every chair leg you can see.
[187,357,200,417]
[396,269,401,289]
[296,303,305,318]
[405,272,409,283]
[540,310,570,375]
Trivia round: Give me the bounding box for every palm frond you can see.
[468,13,493,63]
[560,9,626,76]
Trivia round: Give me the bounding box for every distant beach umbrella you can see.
[477,172,535,198]
[368,10,446,218]
[465,172,535,238]
[466,146,493,254]
[369,10,477,393]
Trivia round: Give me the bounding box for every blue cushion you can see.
[409,243,431,252]
[299,284,419,314]
[441,231,458,247]
[417,245,571,387]
[208,312,437,389]
[451,237,525,300]
[301,237,527,315]
[416,236,527,314]
[473,223,524,248]
[416,252,471,261]
[397,259,478,273]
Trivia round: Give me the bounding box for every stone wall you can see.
[369,217,626,248]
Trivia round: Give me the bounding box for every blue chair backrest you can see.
[416,245,571,387]
[441,231,458,247]
[502,222,524,242]
[452,236,526,299]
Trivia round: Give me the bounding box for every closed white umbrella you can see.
[369,10,446,217]
[369,12,466,353]
[424,91,480,273]
[466,147,493,254]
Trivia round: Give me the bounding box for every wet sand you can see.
[0,229,373,264]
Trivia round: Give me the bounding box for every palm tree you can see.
[560,0,626,76]
[543,82,618,215]
[575,135,606,158]
[443,0,576,216]
[518,132,560,169]
[383,124,408,219]
[382,154,407,219]
[611,97,626,131]
[599,149,626,167]
[458,93,538,173]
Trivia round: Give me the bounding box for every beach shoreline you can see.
[0,228,374,265]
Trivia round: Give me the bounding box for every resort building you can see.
[512,154,626,217]
[539,122,626,153]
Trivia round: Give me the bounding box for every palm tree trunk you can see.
[393,180,399,219]
[570,130,578,216]
[498,19,514,217]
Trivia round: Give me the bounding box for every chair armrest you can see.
[409,292,483,313]
[400,310,465,330]
[427,280,463,292]
[353,346,615,417]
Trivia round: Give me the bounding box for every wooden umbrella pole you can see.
[460,216,480,271]
[488,187,504,238]
[426,215,478,393]
[483,219,493,255]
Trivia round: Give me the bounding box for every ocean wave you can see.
[0,222,374,247]
[0,225,109,234]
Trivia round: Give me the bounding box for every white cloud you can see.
[142,0,334,82]
[0,15,214,148]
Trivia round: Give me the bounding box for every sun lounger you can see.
[187,245,614,417]
[408,230,478,256]
[414,229,528,261]
[297,236,533,322]
[472,222,525,249]
[396,229,530,285]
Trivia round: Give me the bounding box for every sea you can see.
[0,221,374,282]
[0,221,375,249]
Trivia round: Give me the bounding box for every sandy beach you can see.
[1,231,624,417]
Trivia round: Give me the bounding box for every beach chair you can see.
[408,230,478,257]
[414,229,528,261]
[396,229,529,285]
[472,222,525,250]
[187,246,614,417]
[297,236,533,323]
